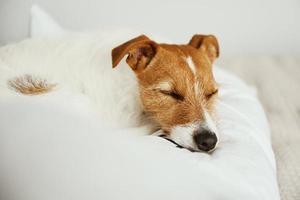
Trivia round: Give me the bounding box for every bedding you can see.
[219,56,300,200]
[30,5,66,38]
[0,64,280,200]
[0,5,280,200]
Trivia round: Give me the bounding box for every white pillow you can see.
[29,5,168,43]
[30,5,66,38]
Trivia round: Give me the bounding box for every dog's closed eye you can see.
[160,90,184,101]
[205,89,218,100]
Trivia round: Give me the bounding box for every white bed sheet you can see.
[0,67,280,200]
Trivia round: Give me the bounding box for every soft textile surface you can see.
[219,57,300,200]
[30,5,66,38]
[0,67,280,199]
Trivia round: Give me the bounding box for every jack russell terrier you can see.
[5,33,220,152]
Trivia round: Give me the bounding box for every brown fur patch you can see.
[112,34,220,133]
[8,75,56,95]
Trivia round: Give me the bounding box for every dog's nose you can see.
[193,129,217,152]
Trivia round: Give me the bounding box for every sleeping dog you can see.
[5,33,220,152]
[112,35,219,152]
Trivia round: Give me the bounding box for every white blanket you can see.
[0,65,280,200]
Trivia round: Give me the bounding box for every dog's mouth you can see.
[159,135,183,148]
[158,135,196,152]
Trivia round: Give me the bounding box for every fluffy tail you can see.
[8,74,56,95]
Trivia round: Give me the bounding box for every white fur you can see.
[170,111,219,151]
[170,123,198,150]
[203,110,218,135]
[203,110,219,151]
[186,56,196,75]
[0,30,149,129]
[155,81,172,91]
[194,81,200,96]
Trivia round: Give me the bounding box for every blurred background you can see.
[0,0,300,57]
[0,0,299,199]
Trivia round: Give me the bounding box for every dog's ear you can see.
[112,35,157,73]
[188,34,219,63]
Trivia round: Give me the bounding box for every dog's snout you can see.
[193,129,217,152]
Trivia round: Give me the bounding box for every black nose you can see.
[193,129,217,152]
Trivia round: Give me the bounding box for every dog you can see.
[2,32,219,152]
[112,34,220,152]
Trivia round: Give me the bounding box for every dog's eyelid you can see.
[206,89,218,99]
[152,81,173,91]
[160,90,184,101]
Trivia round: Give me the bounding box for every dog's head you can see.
[112,34,219,152]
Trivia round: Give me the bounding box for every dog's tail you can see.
[8,74,56,95]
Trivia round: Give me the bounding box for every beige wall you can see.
[0,0,300,56]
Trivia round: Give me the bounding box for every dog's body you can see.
[0,31,146,128]
[0,30,220,152]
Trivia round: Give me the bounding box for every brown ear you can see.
[112,35,157,73]
[188,34,219,63]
